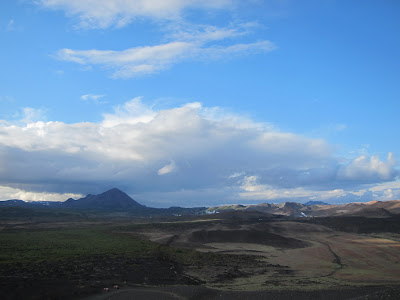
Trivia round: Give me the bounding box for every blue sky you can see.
[0,0,399,207]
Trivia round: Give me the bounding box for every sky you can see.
[0,0,399,207]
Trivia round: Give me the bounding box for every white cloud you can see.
[42,1,275,77]
[228,172,245,179]
[166,23,251,43]
[241,176,267,192]
[102,97,156,127]
[346,181,400,202]
[17,107,47,125]
[36,0,234,29]
[0,99,398,206]
[81,94,106,104]
[56,37,275,78]
[239,185,347,202]
[158,161,177,175]
[238,175,347,201]
[0,185,82,202]
[338,152,397,181]
[6,19,15,31]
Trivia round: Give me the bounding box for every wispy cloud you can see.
[6,19,15,31]
[39,1,274,77]
[0,96,15,103]
[4,19,23,32]
[36,0,234,29]
[18,107,47,124]
[158,161,177,175]
[56,30,275,78]
[57,41,193,78]
[81,94,106,104]
[166,23,253,42]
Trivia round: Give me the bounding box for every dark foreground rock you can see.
[83,285,400,300]
[0,255,203,300]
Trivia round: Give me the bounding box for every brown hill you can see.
[207,200,400,218]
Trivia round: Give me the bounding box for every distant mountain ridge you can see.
[0,188,206,216]
[1,188,400,218]
[207,200,400,218]
[303,201,329,206]
[0,199,26,207]
[64,188,144,210]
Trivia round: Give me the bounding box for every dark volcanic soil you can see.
[189,229,309,248]
[3,214,400,299]
[0,250,269,300]
[0,255,202,300]
[300,215,400,233]
[84,285,400,300]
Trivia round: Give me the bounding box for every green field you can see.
[0,227,154,263]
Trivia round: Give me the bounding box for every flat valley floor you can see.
[1,212,400,299]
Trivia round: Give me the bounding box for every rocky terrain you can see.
[207,199,400,218]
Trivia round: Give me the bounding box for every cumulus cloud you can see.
[102,97,156,127]
[237,174,400,204]
[338,152,397,181]
[237,174,347,202]
[0,99,398,206]
[0,185,82,202]
[344,181,400,203]
[36,0,234,29]
[241,176,267,192]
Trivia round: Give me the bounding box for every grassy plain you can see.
[0,227,152,263]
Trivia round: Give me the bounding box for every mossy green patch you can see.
[0,227,153,263]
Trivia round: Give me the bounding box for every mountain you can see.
[0,199,63,208]
[64,188,144,211]
[0,199,27,207]
[208,200,400,218]
[1,188,400,217]
[0,188,205,216]
[303,201,329,206]
[347,207,393,218]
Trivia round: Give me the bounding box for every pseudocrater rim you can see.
[188,229,310,249]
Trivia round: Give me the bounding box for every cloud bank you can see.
[0,99,398,206]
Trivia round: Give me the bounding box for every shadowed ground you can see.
[1,213,400,299]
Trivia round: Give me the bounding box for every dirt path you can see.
[319,241,344,277]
